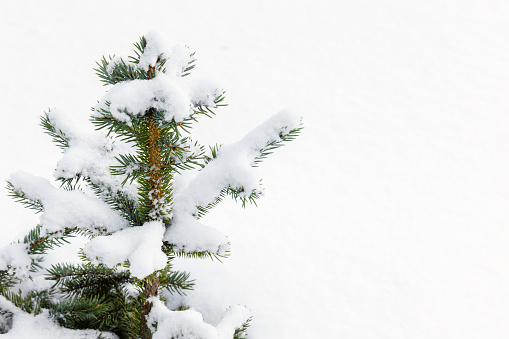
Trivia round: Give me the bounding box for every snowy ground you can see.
[2,0,509,338]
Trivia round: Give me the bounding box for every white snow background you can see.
[2,0,509,338]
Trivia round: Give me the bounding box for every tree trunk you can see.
[139,64,163,336]
[139,116,162,336]
[140,275,159,338]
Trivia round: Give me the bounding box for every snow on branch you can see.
[175,109,302,216]
[147,298,251,339]
[147,297,218,339]
[0,296,117,339]
[216,305,252,339]
[0,243,31,276]
[137,31,167,72]
[163,213,230,255]
[95,76,192,124]
[83,221,167,279]
[238,108,302,160]
[94,74,222,125]
[93,31,221,127]
[137,30,196,77]
[8,171,128,235]
[46,109,138,199]
[163,109,301,254]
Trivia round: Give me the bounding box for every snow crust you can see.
[83,220,167,279]
[147,297,250,339]
[9,171,128,234]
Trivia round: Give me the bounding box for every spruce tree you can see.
[0,32,302,338]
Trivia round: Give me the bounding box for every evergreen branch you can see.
[0,288,51,315]
[95,185,143,226]
[40,111,70,150]
[53,164,141,228]
[47,263,131,299]
[252,124,303,167]
[91,299,132,336]
[196,185,262,219]
[0,270,18,289]
[24,226,91,257]
[233,317,253,339]
[94,56,117,86]
[179,92,226,132]
[47,261,138,335]
[131,36,194,77]
[6,181,44,213]
[181,51,196,77]
[94,56,146,86]
[203,143,221,164]
[57,175,84,191]
[131,35,168,74]
[110,153,145,185]
[56,172,141,228]
[130,36,147,64]
[162,242,230,262]
[51,296,122,332]
[91,105,139,143]
[158,270,194,296]
[0,226,87,280]
[24,225,77,255]
[166,139,207,173]
[170,154,205,173]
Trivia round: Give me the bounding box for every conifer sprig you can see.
[0,271,17,290]
[47,263,132,299]
[91,184,142,226]
[40,111,70,150]
[6,181,44,213]
[181,51,197,77]
[91,105,139,142]
[156,267,194,296]
[48,265,143,337]
[24,225,84,255]
[233,317,252,339]
[196,185,262,219]
[130,36,147,63]
[51,296,120,332]
[0,288,52,315]
[95,56,144,86]
[178,92,227,133]
[252,124,303,167]
[163,243,231,262]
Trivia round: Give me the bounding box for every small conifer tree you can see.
[0,32,302,338]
